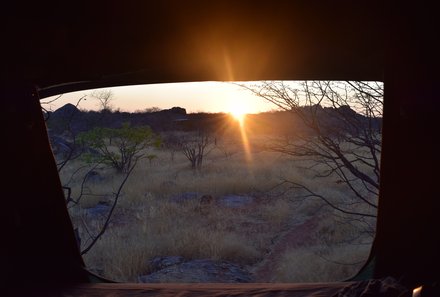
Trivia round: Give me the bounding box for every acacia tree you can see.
[241,81,383,238]
[43,92,161,254]
[73,123,160,255]
[79,122,161,173]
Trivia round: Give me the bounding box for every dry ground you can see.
[59,134,376,282]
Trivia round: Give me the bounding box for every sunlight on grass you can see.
[59,133,376,282]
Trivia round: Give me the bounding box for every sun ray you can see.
[238,115,252,164]
[228,110,252,165]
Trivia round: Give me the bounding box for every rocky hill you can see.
[46,105,191,135]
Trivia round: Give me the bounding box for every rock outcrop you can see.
[139,257,253,283]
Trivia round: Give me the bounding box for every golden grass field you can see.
[58,132,377,283]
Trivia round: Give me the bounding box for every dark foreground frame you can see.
[2,1,439,295]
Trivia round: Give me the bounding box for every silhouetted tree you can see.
[91,89,114,112]
[241,81,383,238]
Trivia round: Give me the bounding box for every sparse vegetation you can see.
[240,80,382,239]
[47,81,382,283]
[58,132,377,282]
[79,123,161,173]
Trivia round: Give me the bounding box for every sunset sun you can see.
[229,105,247,124]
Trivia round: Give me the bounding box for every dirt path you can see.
[251,215,321,282]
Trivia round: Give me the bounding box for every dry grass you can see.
[273,244,371,282]
[58,133,377,282]
[76,196,265,281]
[270,211,373,283]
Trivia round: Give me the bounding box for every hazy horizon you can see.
[40,81,277,115]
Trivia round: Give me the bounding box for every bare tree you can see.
[180,132,212,170]
[162,132,183,162]
[91,89,114,112]
[240,81,383,237]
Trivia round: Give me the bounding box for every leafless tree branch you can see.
[240,81,383,235]
[80,158,138,255]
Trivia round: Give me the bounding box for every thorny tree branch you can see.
[279,180,377,218]
[80,158,138,255]
[43,91,138,255]
[240,81,383,236]
[66,162,104,208]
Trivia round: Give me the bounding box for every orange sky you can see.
[40,81,276,115]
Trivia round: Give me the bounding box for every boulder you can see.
[217,195,254,208]
[149,256,185,272]
[169,192,199,204]
[84,201,111,217]
[49,135,74,157]
[139,258,253,283]
[85,170,105,183]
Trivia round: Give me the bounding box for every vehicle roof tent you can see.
[2,1,439,295]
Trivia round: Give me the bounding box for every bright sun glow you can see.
[230,105,247,124]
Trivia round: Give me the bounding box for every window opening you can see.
[41,80,383,283]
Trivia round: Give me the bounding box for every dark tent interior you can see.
[2,1,439,296]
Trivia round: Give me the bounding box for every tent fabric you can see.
[2,1,440,294]
[1,84,89,287]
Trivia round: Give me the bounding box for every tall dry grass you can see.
[58,133,377,282]
[273,244,370,282]
[272,212,374,282]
